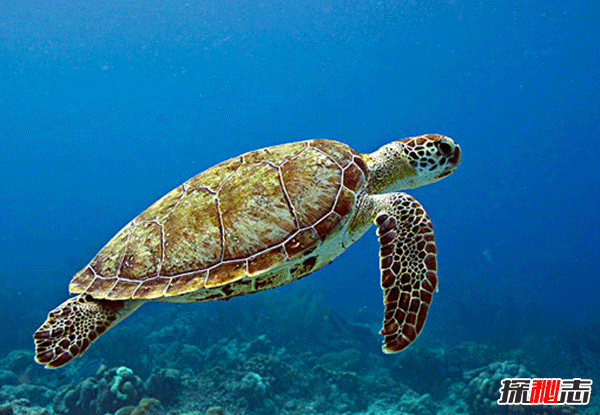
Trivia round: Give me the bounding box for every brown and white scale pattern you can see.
[34,134,461,368]
[374,194,438,353]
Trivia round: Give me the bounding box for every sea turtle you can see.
[34,134,461,368]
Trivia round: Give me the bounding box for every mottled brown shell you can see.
[69,139,369,300]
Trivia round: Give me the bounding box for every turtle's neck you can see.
[364,142,418,194]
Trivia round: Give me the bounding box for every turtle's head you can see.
[367,134,461,193]
[399,134,461,182]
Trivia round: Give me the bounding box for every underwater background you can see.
[1,0,599,414]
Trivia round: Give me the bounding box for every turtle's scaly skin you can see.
[34,134,461,368]
[374,193,437,353]
[68,139,368,302]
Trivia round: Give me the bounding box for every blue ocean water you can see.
[1,0,599,414]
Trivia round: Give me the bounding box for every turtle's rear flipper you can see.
[33,294,141,368]
[374,192,438,353]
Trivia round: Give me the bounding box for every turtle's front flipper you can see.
[33,294,143,368]
[373,192,438,353]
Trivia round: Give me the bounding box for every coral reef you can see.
[238,372,267,404]
[238,353,295,393]
[52,366,144,415]
[311,364,367,413]
[0,350,56,407]
[462,360,531,414]
[2,291,596,415]
[145,368,181,405]
[131,397,163,415]
[0,383,55,407]
[205,406,226,415]
[462,360,583,415]
[113,397,163,415]
[0,399,50,415]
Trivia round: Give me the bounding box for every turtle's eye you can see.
[436,141,453,157]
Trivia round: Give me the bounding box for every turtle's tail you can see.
[33,294,143,368]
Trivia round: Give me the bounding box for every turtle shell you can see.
[69,139,369,300]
